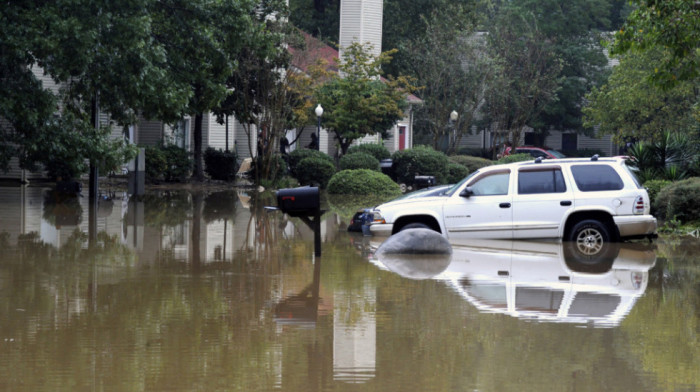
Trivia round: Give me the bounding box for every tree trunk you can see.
[192,113,204,181]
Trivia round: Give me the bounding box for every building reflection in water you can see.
[371,238,656,328]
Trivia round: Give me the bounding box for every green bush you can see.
[339,152,380,171]
[288,148,334,177]
[643,179,672,213]
[327,169,401,197]
[346,143,391,161]
[204,148,239,181]
[392,145,450,185]
[145,144,191,183]
[653,177,700,223]
[296,157,336,188]
[447,162,470,184]
[496,153,532,164]
[449,155,493,172]
[457,147,492,159]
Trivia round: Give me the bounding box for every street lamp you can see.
[315,104,323,151]
[450,110,458,151]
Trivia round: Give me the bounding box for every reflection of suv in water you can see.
[369,156,657,246]
[371,239,656,327]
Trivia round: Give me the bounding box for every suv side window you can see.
[469,172,510,196]
[518,169,566,194]
[571,165,624,191]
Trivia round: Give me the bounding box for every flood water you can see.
[0,186,698,392]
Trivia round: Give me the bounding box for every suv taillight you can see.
[633,195,645,215]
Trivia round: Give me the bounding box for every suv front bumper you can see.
[614,215,657,238]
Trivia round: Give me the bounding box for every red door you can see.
[398,126,406,150]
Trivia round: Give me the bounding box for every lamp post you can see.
[450,110,458,153]
[315,104,323,151]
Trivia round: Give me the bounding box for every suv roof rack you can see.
[591,154,599,161]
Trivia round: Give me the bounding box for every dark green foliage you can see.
[643,179,672,214]
[204,148,239,181]
[287,148,334,177]
[144,144,192,183]
[339,152,380,171]
[626,132,698,182]
[346,144,391,161]
[653,178,700,223]
[457,148,492,159]
[327,169,402,197]
[448,155,493,173]
[447,162,470,184]
[391,145,450,185]
[296,157,336,189]
[496,153,533,164]
[145,145,167,183]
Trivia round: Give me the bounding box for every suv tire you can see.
[568,219,611,249]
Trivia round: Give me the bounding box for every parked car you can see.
[513,146,566,159]
[368,156,657,246]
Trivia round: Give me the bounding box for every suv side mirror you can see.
[460,187,474,198]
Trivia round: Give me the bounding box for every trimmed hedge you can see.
[643,179,672,213]
[288,148,334,177]
[449,155,493,172]
[339,152,380,171]
[204,147,239,181]
[296,157,336,189]
[145,144,191,183]
[327,169,401,197]
[392,145,450,185]
[653,177,700,223]
[346,143,391,161]
[447,162,470,184]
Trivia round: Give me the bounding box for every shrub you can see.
[346,143,391,161]
[145,144,191,183]
[145,145,168,183]
[496,153,532,164]
[653,177,700,223]
[339,152,380,171]
[288,148,334,177]
[449,155,493,172]
[327,169,401,197]
[296,157,336,188]
[204,148,239,181]
[457,147,491,159]
[643,179,672,212]
[392,145,449,185]
[447,162,470,184]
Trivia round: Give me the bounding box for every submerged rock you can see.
[374,229,452,280]
[375,228,452,255]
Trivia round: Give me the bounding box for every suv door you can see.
[512,166,574,239]
[443,169,513,239]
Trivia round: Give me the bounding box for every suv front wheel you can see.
[567,219,611,249]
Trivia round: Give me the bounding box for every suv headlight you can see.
[372,210,386,224]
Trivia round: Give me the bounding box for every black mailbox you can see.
[414,175,436,189]
[277,186,320,216]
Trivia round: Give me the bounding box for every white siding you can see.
[578,133,616,156]
[339,0,383,59]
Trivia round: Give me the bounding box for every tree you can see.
[406,4,498,154]
[313,42,417,156]
[583,48,698,144]
[483,10,563,154]
[611,0,700,88]
[0,0,179,179]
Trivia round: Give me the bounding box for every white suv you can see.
[369,156,657,245]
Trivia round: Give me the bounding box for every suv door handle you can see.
[560,201,572,206]
[499,203,511,208]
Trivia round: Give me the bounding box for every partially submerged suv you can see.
[369,156,657,245]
